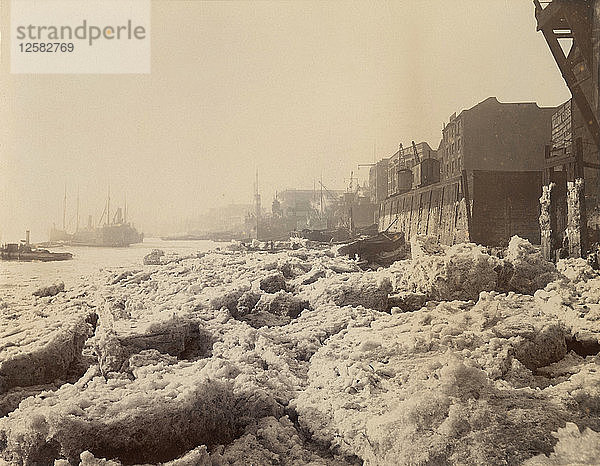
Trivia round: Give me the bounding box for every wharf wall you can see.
[379,175,469,245]
[379,170,542,247]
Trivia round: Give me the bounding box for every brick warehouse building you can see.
[379,97,556,246]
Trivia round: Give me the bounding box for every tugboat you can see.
[1,231,73,262]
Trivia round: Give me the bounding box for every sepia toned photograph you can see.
[1,0,600,464]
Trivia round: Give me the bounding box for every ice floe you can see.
[1,238,599,465]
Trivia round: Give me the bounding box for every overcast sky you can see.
[0,0,570,241]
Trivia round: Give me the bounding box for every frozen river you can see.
[0,238,218,305]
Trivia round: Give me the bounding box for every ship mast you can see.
[254,169,261,240]
[76,186,80,232]
[62,184,67,231]
[107,184,111,226]
[320,172,323,216]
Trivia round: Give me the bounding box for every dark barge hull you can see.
[1,251,73,262]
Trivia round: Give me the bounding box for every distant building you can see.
[368,157,390,205]
[277,190,317,220]
[194,204,253,234]
[275,188,345,230]
[387,142,437,197]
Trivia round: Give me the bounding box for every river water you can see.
[0,238,219,305]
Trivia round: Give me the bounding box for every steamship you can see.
[50,194,143,248]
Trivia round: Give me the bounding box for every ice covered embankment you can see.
[1,236,600,465]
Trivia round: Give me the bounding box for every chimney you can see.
[25,230,30,245]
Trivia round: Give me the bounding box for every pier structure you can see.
[534,0,600,260]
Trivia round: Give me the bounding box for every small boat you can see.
[1,243,73,262]
[1,231,73,262]
[338,231,408,267]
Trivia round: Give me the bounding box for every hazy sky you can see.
[0,0,570,241]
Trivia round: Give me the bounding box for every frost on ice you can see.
[1,237,599,465]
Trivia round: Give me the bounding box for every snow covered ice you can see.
[1,236,600,465]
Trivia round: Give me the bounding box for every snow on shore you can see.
[0,237,599,465]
